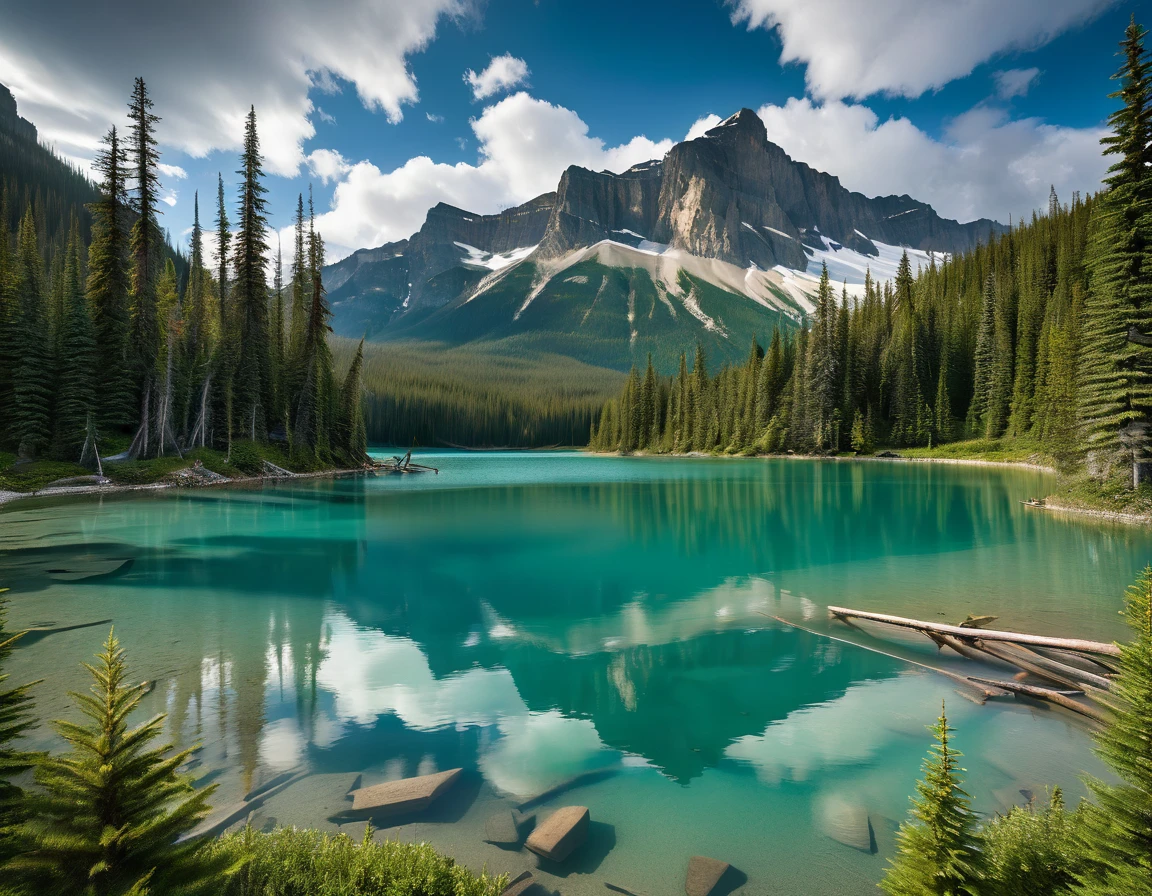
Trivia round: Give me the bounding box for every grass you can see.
[215,825,507,896]
[895,438,1055,467]
[1047,468,1152,518]
[1,441,322,494]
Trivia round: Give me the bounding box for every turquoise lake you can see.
[2,452,1150,894]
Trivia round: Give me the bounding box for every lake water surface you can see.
[2,452,1149,894]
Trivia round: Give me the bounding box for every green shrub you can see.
[981,789,1084,896]
[217,825,506,896]
[228,441,264,476]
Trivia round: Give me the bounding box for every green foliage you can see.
[0,589,39,868]
[880,704,982,896]
[1075,566,1152,895]
[216,825,506,896]
[229,440,264,476]
[5,629,227,896]
[981,789,1084,896]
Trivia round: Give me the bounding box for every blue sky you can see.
[0,0,1147,262]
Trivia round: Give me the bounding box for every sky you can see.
[0,0,1147,264]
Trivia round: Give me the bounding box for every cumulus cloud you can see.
[0,0,468,176]
[158,163,187,180]
[755,97,1107,223]
[306,148,352,184]
[685,114,723,140]
[306,92,675,261]
[994,67,1042,100]
[728,0,1113,101]
[464,54,530,100]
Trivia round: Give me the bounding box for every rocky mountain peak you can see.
[702,108,767,144]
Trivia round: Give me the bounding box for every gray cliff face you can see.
[537,108,1003,271]
[408,194,554,308]
[536,162,664,259]
[325,106,1007,335]
[0,84,38,143]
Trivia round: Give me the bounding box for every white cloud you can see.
[728,0,1113,101]
[158,163,187,180]
[994,67,1042,100]
[306,148,352,184]
[755,97,1107,224]
[685,114,723,141]
[160,189,178,208]
[464,54,530,100]
[426,112,445,123]
[315,106,336,124]
[0,0,468,176]
[307,91,674,261]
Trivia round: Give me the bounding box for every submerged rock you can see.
[685,856,730,896]
[525,805,589,862]
[347,767,462,817]
[501,871,536,896]
[484,808,534,846]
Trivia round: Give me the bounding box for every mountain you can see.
[327,108,1007,372]
[0,82,99,248]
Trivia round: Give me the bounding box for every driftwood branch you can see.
[765,615,1008,701]
[967,677,1108,723]
[827,606,1121,657]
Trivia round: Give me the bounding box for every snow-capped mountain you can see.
[325,108,1005,371]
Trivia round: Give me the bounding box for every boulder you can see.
[525,805,589,862]
[484,809,534,846]
[501,871,535,896]
[686,856,729,896]
[347,767,461,817]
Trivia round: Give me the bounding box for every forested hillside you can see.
[0,79,366,478]
[593,19,1152,497]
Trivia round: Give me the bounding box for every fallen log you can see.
[766,615,1008,701]
[969,640,1107,696]
[827,606,1120,657]
[980,641,1112,692]
[967,677,1108,723]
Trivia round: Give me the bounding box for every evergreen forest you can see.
[0,79,367,478]
[592,19,1152,500]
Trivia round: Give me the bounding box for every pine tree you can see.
[292,205,335,462]
[86,126,135,430]
[0,588,39,868]
[639,354,657,451]
[215,173,230,329]
[10,206,52,458]
[232,107,273,440]
[1079,18,1152,481]
[127,77,163,454]
[336,338,367,464]
[0,189,13,441]
[807,263,839,449]
[1076,567,1152,896]
[51,225,97,460]
[881,703,982,896]
[6,630,226,895]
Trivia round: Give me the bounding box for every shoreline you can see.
[0,466,368,510]
[587,448,1152,525]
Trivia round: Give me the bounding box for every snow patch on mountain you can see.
[773,235,946,302]
[455,241,538,271]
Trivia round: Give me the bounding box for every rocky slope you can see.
[326,108,1007,365]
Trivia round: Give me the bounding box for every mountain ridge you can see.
[326,107,1007,369]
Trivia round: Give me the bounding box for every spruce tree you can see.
[336,338,367,464]
[7,630,226,896]
[127,77,162,453]
[51,226,98,460]
[1079,18,1152,480]
[11,206,52,458]
[0,588,39,868]
[806,263,839,449]
[0,193,13,442]
[86,126,135,430]
[881,703,982,896]
[1075,567,1152,896]
[232,107,273,440]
